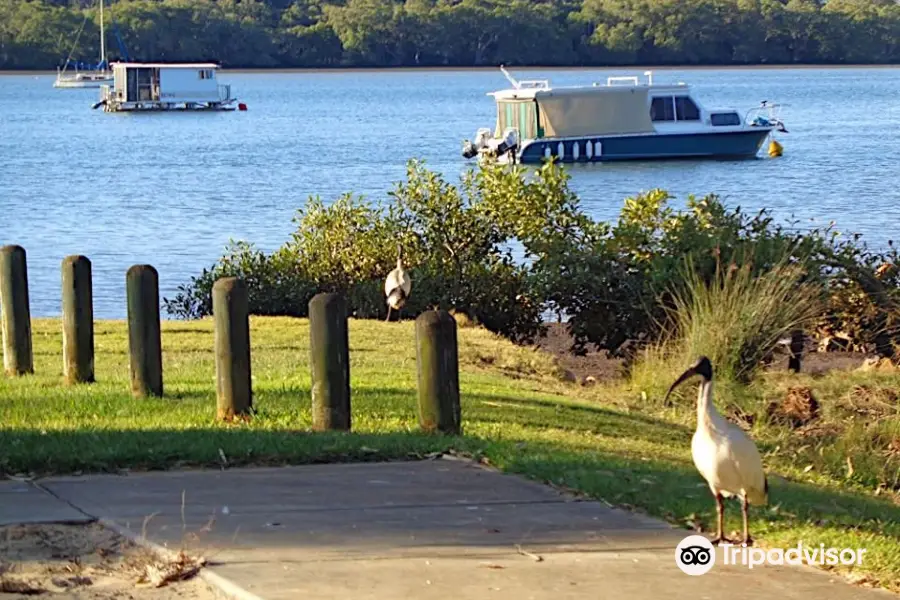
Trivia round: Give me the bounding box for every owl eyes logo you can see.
[675,535,716,575]
[680,545,712,565]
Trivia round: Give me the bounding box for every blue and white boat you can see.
[462,67,787,164]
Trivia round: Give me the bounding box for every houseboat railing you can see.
[604,71,654,87]
[517,80,550,89]
[218,84,232,102]
[605,76,639,86]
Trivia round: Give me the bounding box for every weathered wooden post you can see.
[788,329,804,373]
[213,277,252,420]
[126,264,162,397]
[415,310,461,435]
[61,255,95,384]
[308,292,351,431]
[0,245,33,376]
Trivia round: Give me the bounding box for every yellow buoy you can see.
[768,139,784,158]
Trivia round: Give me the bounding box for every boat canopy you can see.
[495,86,655,139]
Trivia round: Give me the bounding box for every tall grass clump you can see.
[630,251,825,406]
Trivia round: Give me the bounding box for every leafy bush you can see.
[166,158,900,363]
[163,241,317,320]
[164,161,546,343]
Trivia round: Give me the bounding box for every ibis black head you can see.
[663,356,713,405]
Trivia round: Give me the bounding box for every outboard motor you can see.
[493,128,519,158]
[462,128,492,159]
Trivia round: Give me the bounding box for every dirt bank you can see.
[0,523,215,599]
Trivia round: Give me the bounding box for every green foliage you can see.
[2,0,900,68]
[165,160,546,343]
[163,240,316,320]
[168,158,900,369]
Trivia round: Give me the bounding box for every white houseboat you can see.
[462,68,787,164]
[93,62,241,112]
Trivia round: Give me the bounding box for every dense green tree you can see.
[1,0,898,68]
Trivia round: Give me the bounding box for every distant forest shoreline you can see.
[4,64,900,75]
[2,0,898,70]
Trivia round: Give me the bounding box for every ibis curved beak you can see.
[663,365,698,406]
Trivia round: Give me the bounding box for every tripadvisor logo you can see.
[675,535,867,575]
[675,535,716,576]
[721,541,867,569]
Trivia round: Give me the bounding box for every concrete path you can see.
[3,458,893,600]
[0,477,91,526]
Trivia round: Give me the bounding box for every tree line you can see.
[1,0,898,70]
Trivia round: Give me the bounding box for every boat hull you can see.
[54,70,114,89]
[100,100,237,112]
[54,77,113,89]
[517,129,772,164]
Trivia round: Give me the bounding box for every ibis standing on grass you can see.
[665,356,768,546]
[384,245,411,322]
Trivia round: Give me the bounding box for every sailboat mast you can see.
[99,0,106,67]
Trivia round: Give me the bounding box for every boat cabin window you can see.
[710,112,741,126]
[650,97,675,122]
[496,100,540,140]
[199,69,215,80]
[675,96,700,121]
[652,96,701,122]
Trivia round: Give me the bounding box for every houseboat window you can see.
[199,69,214,80]
[675,96,700,121]
[650,97,675,121]
[710,112,741,126]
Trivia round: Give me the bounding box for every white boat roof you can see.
[490,81,690,101]
[111,62,220,69]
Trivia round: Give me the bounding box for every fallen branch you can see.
[515,544,544,562]
[136,550,207,588]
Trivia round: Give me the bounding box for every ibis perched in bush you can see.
[384,245,411,322]
[665,356,768,546]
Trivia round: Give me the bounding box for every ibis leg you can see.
[741,494,753,546]
[385,306,392,323]
[710,492,733,545]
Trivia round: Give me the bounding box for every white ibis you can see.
[664,356,768,546]
[384,244,411,322]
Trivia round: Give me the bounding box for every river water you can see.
[1,67,899,318]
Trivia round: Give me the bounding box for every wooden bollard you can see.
[61,255,95,384]
[0,245,34,376]
[308,292,350,431]
[415,310,461,435]
[788,329,804,373]
[213,277,252,420]
[126,265,162,397]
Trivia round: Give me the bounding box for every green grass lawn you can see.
[1,316,898,592]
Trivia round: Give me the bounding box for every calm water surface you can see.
[1,67,899,318]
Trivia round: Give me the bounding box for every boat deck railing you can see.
[218,84,232,102]
[516,80,549,89]
[602,71,655,87]
[604,76,640,86]
[744,102,788,128]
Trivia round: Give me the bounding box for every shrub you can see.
[164,160,547,343]
[163,241,317,319]
[166,158,900,363]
